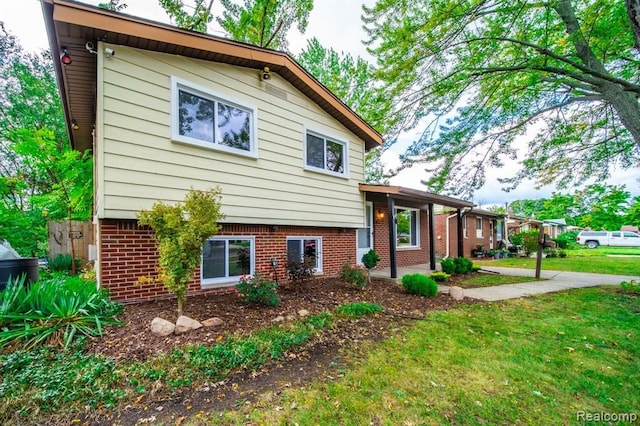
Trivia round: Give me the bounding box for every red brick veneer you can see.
[98,219,355,303]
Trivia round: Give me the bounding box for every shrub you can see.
[236,275,280,307]
[46,253,81,273]
[555,230,579,249]
[287,255,315,290]
[558,250,567,258]
[340,263,368,289]
[138,188,224,315]
[440,258,455,274]
[401,273,438,297]
[361,249,381,283]
[621,280,640,294]
[430,271,450,282]
[0,274,122,350]
[453,257,473,274]
[511,230,540,255]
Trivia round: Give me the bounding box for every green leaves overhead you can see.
[217,0,313,49]
[364,0,640,196]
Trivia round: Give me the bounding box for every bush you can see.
[340,263,368,289]
[430,271,450,282]
[287,255,315,289]
[555,230,579,249]
[0,274,122,350]
[440,258,455,274]
[361,249,381,283]
[453,257,473,274]
[558,250,567,258]
[510,230,540,255]
[236,275,280,307]
[401,273,438,297]
[46,253,81,273]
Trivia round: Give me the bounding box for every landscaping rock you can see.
[286,314,296,321]
[175,315,202,335]
[272,315,285,323]
[151,317,175,336]
[297,309,310,317]
[449,286,464,301]
[202,317,224,327]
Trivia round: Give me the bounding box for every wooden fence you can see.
[48,221,94,260]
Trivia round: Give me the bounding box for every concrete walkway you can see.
[372,264,639,301]
[453,267,639,301]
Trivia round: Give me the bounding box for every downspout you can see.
[444,212,457,259]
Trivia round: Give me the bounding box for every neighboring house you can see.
[542,219,568,238]
[42,0,474,300]
[506,214,543,236]
[434,208,505,258]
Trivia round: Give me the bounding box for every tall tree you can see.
[0,24,92,260]
[363,0,640,197]
[297,37,394,182]
[159,0,314,50]
[217,0,313,49]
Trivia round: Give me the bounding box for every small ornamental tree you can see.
[361,249,381,283]
[137,188,224,315]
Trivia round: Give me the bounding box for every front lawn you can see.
[455,273,543,288]
[476,251,640,275]
[219,287,640,424]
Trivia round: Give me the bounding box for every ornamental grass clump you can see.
[0,274,122,350]
[401,273,438,297]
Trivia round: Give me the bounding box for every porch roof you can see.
[359,184,474,209]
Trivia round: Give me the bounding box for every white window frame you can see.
[463,216,468,238]
[201,236,255,287]
[286,236,323,273]
[395,207,420,249]
[171,76,258,158]
[476,217,483,238]
[303,128,349,178]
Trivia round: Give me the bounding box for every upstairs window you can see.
[171,77,256,156]
[305,131,347,176]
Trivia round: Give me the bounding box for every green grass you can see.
[456,273,542,288]
[218,288,640,425]
[0,302,383,423]
[476,250,640,276]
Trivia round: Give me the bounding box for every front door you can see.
[356,202,374,264]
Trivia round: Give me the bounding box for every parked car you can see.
[576,231,640,248]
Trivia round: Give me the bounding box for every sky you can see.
[2,0,638,207]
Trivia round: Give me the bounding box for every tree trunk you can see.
[556,0,640,148]
[626,0,640,49]
[68,208,77,275]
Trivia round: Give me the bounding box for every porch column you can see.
[428,203,436,270]
[387,195,397,279]
[457,208,464,258]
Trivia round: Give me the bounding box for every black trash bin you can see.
[0,258,39,291]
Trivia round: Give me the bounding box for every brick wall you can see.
[371,201,430,268]
[434,213,498,258]
[98,219,356,303]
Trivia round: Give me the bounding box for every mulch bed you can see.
[87,276,474,361]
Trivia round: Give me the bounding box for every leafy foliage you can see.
[401,273,438,297]
[137,188,224,315]
[440,258,455,275]
[236,274,280,307]
[0,274,122,350]
[361,249,381,284]
[453,257,474,274]
[510,230,541,255]
[0,27,91,258]
[46,253,81,273]
[340,263,368,289]
[430,271,450,282]
[286,254,315,291]
[217,0,313,49]
[364,0,640,196]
